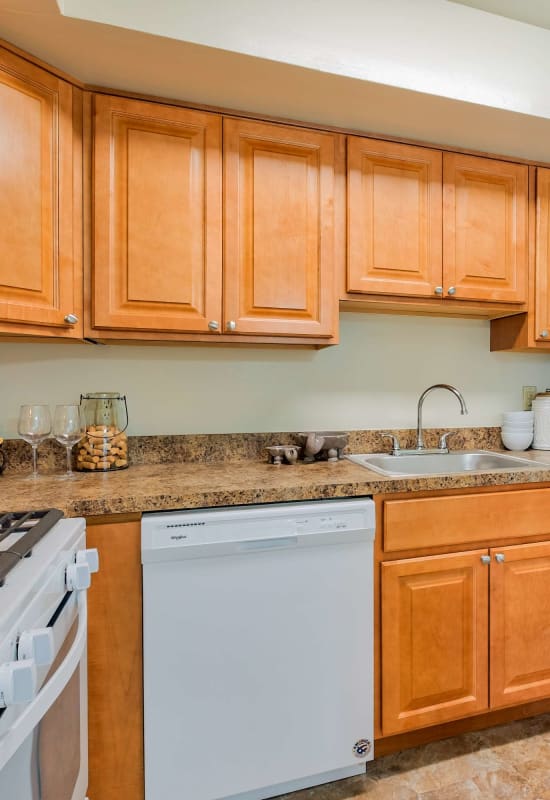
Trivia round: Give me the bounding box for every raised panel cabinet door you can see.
[535,167,550,342]
[381,550,489,735]
[490,541,550,708]
[0,48,82,336]
[223,118,338,337]
[347,138,442,297]
[443,154,528,303]
[93,95,222,333]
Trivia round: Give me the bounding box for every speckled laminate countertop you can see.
[3,450,550,518]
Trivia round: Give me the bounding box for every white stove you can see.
[0,509,98,800]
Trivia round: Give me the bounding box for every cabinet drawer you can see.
[384,489,550,552]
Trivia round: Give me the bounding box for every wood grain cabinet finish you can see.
[534,167,550,343]
[0,47,82,337]
[443,153,528,304]
[223,118,339,338]
[490,541,550,709]
[87,520,143,800]
[347,138,442,298]
[381,550,489,735]
[92,95,222,334]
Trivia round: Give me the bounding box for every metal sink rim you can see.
[346,449,544,478]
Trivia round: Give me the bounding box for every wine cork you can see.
[77,424,129,471]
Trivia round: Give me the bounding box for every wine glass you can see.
[17,404,52,478]
[53,405,86,477]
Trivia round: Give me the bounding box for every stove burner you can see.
[0,509,64,587]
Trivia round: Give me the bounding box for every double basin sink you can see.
[347,450,542,477]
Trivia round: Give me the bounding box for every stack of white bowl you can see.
[501,411,534,450]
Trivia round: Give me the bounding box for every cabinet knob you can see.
[541,330,549,338]
[480,555,491,565]
[434,286,443,296]
[495,553,505,563]
[447,287,456,296]
[64,313,79,325]
[208,320,219,331]
[226,320,237,331]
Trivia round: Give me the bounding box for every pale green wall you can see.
[2,312,549,438]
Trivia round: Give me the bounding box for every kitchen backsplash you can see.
[3,427,502,474]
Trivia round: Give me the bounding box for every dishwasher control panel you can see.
[142,499,375,557]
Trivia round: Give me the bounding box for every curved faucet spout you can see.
[416,384,468,450]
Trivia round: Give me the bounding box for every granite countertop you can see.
[2,449,550,518]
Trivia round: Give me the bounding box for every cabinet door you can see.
[347,138,442,297]
[535,167,550,342]
[93,95,222,333]
[223,118,338,338]
[443,154,527,303]
[381,550,489,734]
[0,48,82,337]
[490,541,550,708]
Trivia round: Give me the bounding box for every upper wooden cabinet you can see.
[90,102,339,343]
[92,95,222,335]
[223,118,339,339]
[347,138,442,298]
[346,139,528,312]
[491,166,550,351]
[534,167,550,343]
[443,153,528,303]
[0,47,82,338]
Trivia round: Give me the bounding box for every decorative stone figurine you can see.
[297,432,349,463]
[266,445,300,465]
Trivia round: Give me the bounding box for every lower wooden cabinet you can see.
[490,540,550,708]
[381,550,489,734]
[381,538,550,735]
[87,519,143,800]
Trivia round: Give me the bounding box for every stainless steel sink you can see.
[347,450,542,477]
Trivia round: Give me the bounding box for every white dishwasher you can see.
[141,497,375,800]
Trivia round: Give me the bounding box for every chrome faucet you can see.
[416,384,468,450]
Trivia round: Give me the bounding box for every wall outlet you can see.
[523,386,538,410]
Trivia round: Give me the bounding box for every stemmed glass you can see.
[53,404,86,477]
[17,404,52,478]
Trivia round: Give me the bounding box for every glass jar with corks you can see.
[76,392,129,471]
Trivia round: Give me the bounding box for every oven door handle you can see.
[0,591,87,772]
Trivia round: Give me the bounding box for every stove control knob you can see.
[76,548,99,574]
[66,562,91,592]
[0,659,37,708]
[18,628,55,666]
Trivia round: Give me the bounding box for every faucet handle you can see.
[439,431,458,451]
[380,432,401,455]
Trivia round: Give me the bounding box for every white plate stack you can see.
[501,411,534,451]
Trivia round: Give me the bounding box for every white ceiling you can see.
[449,0,550,30]
[4,0,550,162]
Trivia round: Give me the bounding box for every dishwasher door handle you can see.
[238,536,299,551]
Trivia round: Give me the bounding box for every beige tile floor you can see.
[275,714,550,800]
